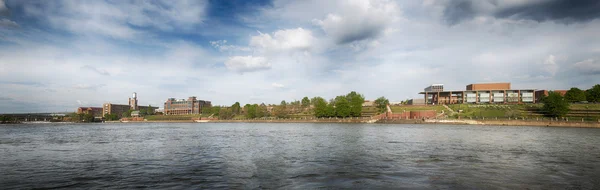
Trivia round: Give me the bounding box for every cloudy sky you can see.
[0,0,599,113]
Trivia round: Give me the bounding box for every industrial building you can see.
[419,83,536,105]
[164,96,211,115]
[76,107,103,118]
[102,92,158,116]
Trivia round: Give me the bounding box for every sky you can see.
[0,0,599,113]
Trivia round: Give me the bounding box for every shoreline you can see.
[106,119,600,128]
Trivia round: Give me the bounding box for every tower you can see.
[129,92,138,110]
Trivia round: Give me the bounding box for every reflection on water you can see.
[1,123,599,189]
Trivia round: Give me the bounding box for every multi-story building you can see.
[164,96,211,115]
[103,92,158,116]
[419,82,536,105]
[76,107,103,118]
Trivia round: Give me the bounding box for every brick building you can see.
[103,92,158,117]
[419,82,536,105]
[164,96,211,115]
[76,107,103,118]
[534,90,568,102]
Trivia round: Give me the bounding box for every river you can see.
[1,123,599,189]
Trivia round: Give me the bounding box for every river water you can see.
[1,123,599,189]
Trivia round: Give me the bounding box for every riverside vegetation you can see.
[25,84,599,123]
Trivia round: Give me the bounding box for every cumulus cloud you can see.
[542,55,558,76]
[225,56,271,73]
[440,0,600,25]
[250,28,315,51]
[573,59,600,75]
[313,0,399,44]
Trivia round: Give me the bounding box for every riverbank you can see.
[103,118,600,128]
[378,119,600,128]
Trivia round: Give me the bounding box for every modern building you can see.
[103,92,158,116]
[164,96,211,115]
[419,83,536,105]
[424,84,444,92]
[76,107,103,118]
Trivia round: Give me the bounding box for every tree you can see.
[542,91,569,117]
[564,87,586,103]
[84,113,95,122]
[231,102,241,114]
[272,105,288,118]
[104,113,119,121]
[219,108,234,120]
[145,105,154,115]
[210,106,221,116]
[245,104,257,119]
[0,115,13,124]
[256,104,269,118]
[301,97,310,108]
[586,84,600,103]
[121,109,133,118]
[280,100,287,108]
[346,91,365,117]
[334,96,351,117]
[374,96,390,113]
[313,97,329,117]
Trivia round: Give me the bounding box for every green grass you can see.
[144,114,202,121]
[390,105,445,113]
[569,104,600,110]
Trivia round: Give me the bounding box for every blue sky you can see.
[1,0,599,113]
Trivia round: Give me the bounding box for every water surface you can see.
[1,123,599,189]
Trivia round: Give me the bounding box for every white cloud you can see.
[210,40,251,52]
[542,54,558,76]
[313,0,399,44]
[250,28,315,51]
[225,56,271,73]
[73,84,106,90]
[272,82,285,88]
[21,1,207,39]
[573,59,600,75]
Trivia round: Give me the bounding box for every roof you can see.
[419,89,536,94]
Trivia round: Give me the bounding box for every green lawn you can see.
[144,114,202,121]
[390,105,445,113]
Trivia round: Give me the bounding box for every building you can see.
[424,84,444,92]
[102,103,130,117]
[534,90,568,102]
[76,107,103,118]
[164,96,211,115]
[419,82,536,105]
[362,100,374,107]
[466,83,511,90]
[407,99,425,105]
[103,92,158,117]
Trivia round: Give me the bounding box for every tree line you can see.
[541,84,600,118]
[204,91,366,119]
